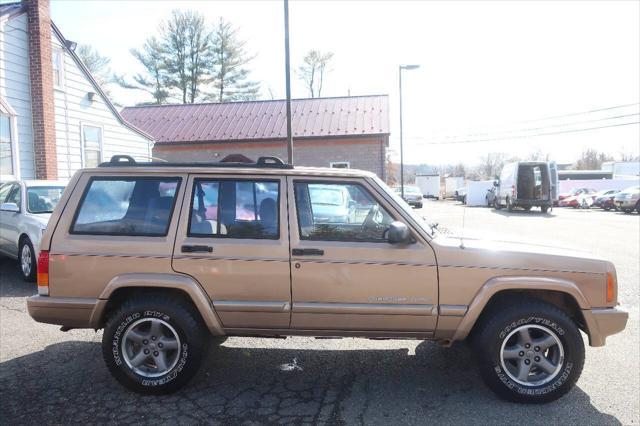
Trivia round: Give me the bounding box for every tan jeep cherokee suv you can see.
[27,155,627,402]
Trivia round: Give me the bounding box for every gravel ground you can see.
[1,201,638,425]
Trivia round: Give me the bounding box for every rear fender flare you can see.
[95,273,224,335]
[452,275,589,341]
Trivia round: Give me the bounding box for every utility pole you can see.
[284,0,293,164]
[398,64,420,200]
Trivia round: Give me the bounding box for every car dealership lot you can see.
[1,202,638,424]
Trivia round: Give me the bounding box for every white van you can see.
[494,161,558,212]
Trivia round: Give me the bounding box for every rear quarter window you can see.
[71,177,181,236]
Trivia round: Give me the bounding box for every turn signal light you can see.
[606,272,615,303]
[37,250,49,295]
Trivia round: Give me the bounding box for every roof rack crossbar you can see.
[99,155,293,169]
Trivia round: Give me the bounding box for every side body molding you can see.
[451,275,590,342]
[95,273,225,335]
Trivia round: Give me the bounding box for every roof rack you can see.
[98,155,294,169]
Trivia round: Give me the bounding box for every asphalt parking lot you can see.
[1,201,638,425]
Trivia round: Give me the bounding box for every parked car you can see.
[494,161,558,212]
[557,188,596,206]
[0,180,66,281]
[485,185,497,207]
[454,186,467,204]
[593,189,620,211]
[394,185,423,208]
[613,186,640,214]
[27,155,627,403]
[558,188,598,208]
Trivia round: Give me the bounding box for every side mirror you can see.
[387,221,412,244]
[493,181,499,187]
[0,202,19,213]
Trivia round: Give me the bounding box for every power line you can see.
[398,112,640,142]
[517,102,640,124]
[414,121,640,145]
[392,102,640,142]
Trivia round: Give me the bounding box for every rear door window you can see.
[189,179,279,239]
[71,177,180,236]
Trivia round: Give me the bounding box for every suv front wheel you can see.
[102,293,209,394]
[471,299,584,403]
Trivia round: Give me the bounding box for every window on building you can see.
[189,179,279,239]
[52,49,64,88]
[330,161,350,169]
[82,125,103,168]
[294,182,394,242]
[0,115,13,176]
[72,177,180,236]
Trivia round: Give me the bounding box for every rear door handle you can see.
[181,245,213,253]
[292,248,324,256]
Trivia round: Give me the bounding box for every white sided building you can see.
[0,0,153,181]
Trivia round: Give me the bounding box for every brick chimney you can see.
[25,0,57,179]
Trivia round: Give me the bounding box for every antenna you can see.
[460,205,466,249]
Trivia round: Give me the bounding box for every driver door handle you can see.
[292,248,324,256]
[181,245,213,253]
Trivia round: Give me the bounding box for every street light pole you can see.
[398,64,419,200]
[284,0,293,164]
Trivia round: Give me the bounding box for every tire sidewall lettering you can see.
[493,316,571,396]
[111,310,188,386]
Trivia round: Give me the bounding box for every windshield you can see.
[309,187,344,206]
[27,186,65,214]
[373,177,435,237]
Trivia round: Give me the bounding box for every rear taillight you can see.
[37,250,49,296]
[511,185,516,197]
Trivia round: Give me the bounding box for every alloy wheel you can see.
[20,244,32,277]
[122,318,181,378]
[500,324,564,386]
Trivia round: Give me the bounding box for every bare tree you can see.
[297,50,334,98]
[209,18,260,102]
[476,152,507,180]
[574,149,614,170]
[161,10,213,103]
[115,37,170,104]
[76,44,113,95]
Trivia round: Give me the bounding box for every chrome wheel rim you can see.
[500,324,564,386]
[121,318,181,378]
[20,244,32,276]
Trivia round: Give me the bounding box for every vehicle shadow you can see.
[0,339,621,425]
[0,257,35,297]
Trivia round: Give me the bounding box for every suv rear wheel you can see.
[471,299,584,403]
[102,294,209,394]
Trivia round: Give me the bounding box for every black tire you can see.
[622,208,632,214]
[102,293,209,395]
[507,197,514,212]
[494,198,502,210]
[604,205,611,211]
[541,205,549,213]
[471,299,584,403]
[18,238,36,282]
[416,203,423,209]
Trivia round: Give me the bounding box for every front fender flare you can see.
[451,275,589,341]
[94,272,224,335]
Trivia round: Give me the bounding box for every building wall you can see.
[50,31,152,178]
[0,13,35,179]
[153,136,388,179]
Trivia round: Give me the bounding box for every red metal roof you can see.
[120,95,389,144]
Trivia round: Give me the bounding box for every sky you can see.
[50,0,640,166]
